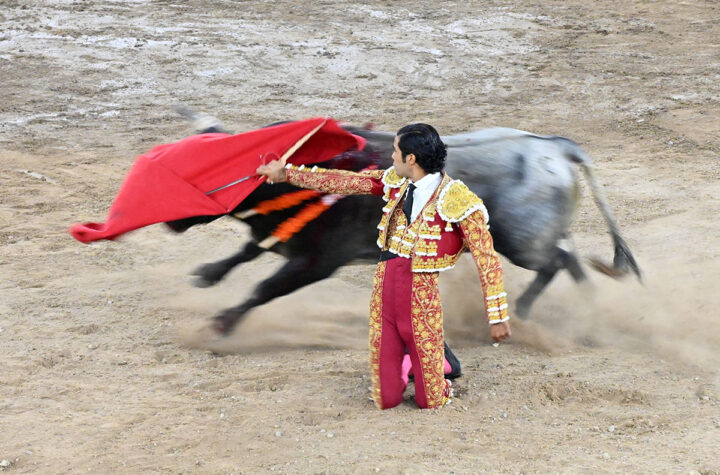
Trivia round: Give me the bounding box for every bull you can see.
[167,112,641,335]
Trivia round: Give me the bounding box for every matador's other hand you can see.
[256,160,287,184]
[490,321,511,343]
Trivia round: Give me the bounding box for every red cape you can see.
[69,117,365,243]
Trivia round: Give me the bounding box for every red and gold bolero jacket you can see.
[285,164,509,324]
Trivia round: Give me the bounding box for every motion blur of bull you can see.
[168,112,641,335]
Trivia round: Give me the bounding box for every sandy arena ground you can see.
[1,0,719,473]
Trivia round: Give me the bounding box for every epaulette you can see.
[381,167,406,188]
[437,180,489,224]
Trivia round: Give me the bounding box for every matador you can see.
[257,123,511,409]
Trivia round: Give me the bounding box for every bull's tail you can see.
[563,141,642,281]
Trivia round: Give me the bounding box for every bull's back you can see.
[445,131,580,269]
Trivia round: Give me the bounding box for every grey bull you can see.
[170,118,641,334]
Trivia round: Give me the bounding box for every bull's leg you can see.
[515,247,586,318]
[564,250,587,283]
[212,254,345,335]
[191,242,265,288]
[515,265,559,319]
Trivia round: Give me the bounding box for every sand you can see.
[1,0,719,473]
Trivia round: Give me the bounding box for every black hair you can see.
[396,123,447,174]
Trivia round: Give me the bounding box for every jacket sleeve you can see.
[285,164,385,196]
[457,209,510,325]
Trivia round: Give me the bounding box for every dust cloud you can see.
[443,252,720,371]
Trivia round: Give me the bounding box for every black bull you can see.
[167,124,641,335]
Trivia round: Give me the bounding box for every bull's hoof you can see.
[212,311,241,336]
[190,277,215,289]
[190,263,226,288]
[192,275,217,288]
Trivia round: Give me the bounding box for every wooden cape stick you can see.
[206,118,328,197]
[278,118,327,165]
[255,118,328,249]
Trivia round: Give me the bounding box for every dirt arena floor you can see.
[2,0,719,473]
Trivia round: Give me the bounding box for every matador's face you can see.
[392,135,412,179]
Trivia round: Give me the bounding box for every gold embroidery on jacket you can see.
[286,166,382,195]
[381,167,406,188]
[376,186,406,250]
[418,220,442,240]
[414,239,438,256]
[411,253,463,272]
[437,180,489,224]
[377,174,469,270]
[458,210,509,323]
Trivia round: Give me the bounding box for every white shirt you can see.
[407,172,442,223]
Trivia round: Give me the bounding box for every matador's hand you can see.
[490,321,511,343]
[256,160,287,184]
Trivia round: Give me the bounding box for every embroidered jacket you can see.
[285,164,509,324]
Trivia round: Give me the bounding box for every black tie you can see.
[403,183,416,222]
